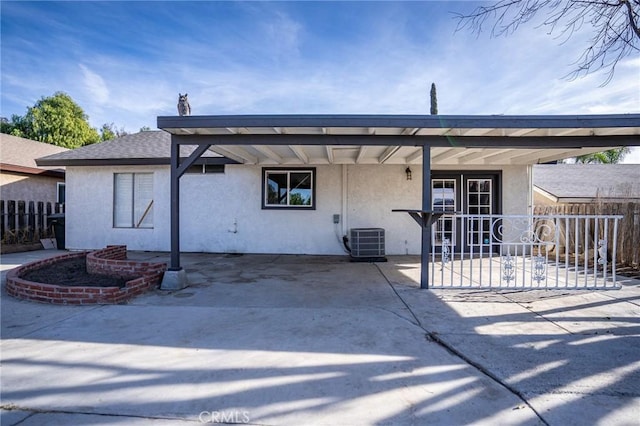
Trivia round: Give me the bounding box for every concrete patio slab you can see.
[5,411,190,425]
[383,257,640,426]
[2,250,639,425]
[0,409,32,426]
[1,250,98,339]
[1,303,539,425]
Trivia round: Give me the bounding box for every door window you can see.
[432,179,456,246]
[466,179,492,246]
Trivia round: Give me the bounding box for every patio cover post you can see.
[162,138,215,290]
[421,145,431,289]
[161,138,188,290]
[169,138,181,271]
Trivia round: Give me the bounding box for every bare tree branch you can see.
[453,0,640,85]
[622,0,640,37]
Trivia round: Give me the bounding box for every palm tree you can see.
[575,148,630,164]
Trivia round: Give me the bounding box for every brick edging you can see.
[6,246,166,305]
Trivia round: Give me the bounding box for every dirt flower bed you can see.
[22,257,128,288]
[6,246,166,304]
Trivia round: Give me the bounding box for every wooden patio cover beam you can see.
[170,134,638,149]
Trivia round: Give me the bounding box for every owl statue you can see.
[177,93,191,116]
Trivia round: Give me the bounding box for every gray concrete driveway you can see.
[1,251,639,425]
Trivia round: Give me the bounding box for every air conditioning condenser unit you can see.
[349,228,386,262]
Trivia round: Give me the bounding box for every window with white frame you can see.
[113,173,154,228]
[263,168,315,209]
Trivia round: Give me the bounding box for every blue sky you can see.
[1,1,639,161]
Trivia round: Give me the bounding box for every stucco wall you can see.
[64,163,530,255]
[0,172,63,204]
[180,165,343,254]
[181,164,425,255]
[501,165,531,215]
[65,165,170,251]
[346,164,422,255]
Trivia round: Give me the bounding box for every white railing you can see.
[430,214,623,289]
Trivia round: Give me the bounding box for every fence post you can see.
[27,201,35,241]
[37,201,45,239]
[17,200,26,237]
[7,200,16,237]
[0,200,4,242]
[616,204,624,266]
[634,204,640,267]
[45,202,52,229]
[608,203,618,265]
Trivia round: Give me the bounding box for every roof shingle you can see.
[533,164,640,201]
[1,133,69,170]
[36,131,230,166]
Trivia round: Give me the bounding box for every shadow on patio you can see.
[1,252,638,425]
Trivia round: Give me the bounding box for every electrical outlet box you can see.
[333,214,340,224]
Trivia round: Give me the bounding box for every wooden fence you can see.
[0,200,64,245]
[533,203,640,269]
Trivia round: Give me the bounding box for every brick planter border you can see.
[6,246,166,305]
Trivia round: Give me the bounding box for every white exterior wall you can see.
[65,163,530,255]
[501,165,531,215]
[180,164,422,255]
[180,165,343,254]
[65,165,171,251]
[346,165,423,255]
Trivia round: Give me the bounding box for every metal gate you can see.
[430,214,623,289]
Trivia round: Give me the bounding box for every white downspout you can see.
[527,164,534,215]
[342,164,348,236]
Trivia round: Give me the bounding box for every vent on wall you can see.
[349,228,386,260]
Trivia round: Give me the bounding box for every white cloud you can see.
[79,64,109,104]
[263,11,302,58]
[622,147,640,164]
[68,11,639,133]
[146,18,635,119]
[2,1,637,133]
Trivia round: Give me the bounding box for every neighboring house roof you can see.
[0,133,68,177]
[533,164,640,202]
[36,130,236,167]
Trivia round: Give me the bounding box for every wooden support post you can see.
[421,145,431,289]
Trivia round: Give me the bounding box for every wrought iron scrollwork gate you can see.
[430,214,623,289]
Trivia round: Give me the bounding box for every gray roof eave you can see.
[157,113,640,130]
[36,156,239,167]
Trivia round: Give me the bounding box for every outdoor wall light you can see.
[405,167,412,180]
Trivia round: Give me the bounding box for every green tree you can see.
[0,114,28,136]
[289,193,305,205]
[100,122,128,141]
[4,92,100,148]
[574,148,631,164]
[430,83,438,115]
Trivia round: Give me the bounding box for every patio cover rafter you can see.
[289,145,309,163]
[252,145,283,163]
[211,145,256,164]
